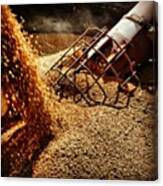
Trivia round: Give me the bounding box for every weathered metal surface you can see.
[46,2,154,108]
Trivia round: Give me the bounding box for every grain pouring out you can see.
[1,5,62,176]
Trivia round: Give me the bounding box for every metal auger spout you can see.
[47,1,156,107]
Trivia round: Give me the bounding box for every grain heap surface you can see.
[33,88,157,180]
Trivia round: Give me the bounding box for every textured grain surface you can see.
[33,88,157,180]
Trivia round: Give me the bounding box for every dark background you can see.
[10,2,136,33]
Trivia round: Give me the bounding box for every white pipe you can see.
[87,1,154,59]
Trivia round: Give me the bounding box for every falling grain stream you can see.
[1,5,157,180]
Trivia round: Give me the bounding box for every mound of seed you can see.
[33,88,157,180]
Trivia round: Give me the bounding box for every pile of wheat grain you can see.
[1,5,157,180]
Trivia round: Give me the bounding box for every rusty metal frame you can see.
[46,27,140,108]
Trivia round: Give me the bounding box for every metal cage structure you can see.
[46,2,154,108]
[46,27,140,108]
